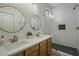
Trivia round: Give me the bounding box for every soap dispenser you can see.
[2,35,4,41]
[0,35,4,46]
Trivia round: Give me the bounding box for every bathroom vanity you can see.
[16,38,51,56]
[0,35,52,56]
[15,35,52,56]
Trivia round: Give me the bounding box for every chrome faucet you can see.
[10,35,18,43]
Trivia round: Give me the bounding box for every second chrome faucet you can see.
[10,35,18,43]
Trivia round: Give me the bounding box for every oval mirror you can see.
[30,15,41,31]
[0,6,26,33]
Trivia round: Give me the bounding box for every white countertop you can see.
[0,35,52,56]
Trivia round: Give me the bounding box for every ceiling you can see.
[48,3,79,8]
[46,3,64,8]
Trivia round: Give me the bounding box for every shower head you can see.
[73,6,76,10]
[73,4,78,10]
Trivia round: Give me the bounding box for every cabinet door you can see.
[48,38,52,55]
[40,40,48,56]
[28,49,39,56]
[25,44,39,56]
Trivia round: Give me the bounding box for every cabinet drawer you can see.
[40,40,47,46]
[25,44,39,55]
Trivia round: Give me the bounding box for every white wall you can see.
[51,3,77,48]
[38,4,53,35]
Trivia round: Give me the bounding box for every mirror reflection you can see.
[30,15,41,31]
[0,7,26,33]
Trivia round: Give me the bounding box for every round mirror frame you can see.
[0,6,26,33]
[30,15,41,31]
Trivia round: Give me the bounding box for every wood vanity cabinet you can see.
[39,38,52,56]
[40,40,48,56]
[25,44,39,56]
[15,38,52,56]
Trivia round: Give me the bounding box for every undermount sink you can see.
[3,40,29,51]
[27,36,39,40]
[3,36,39,51]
